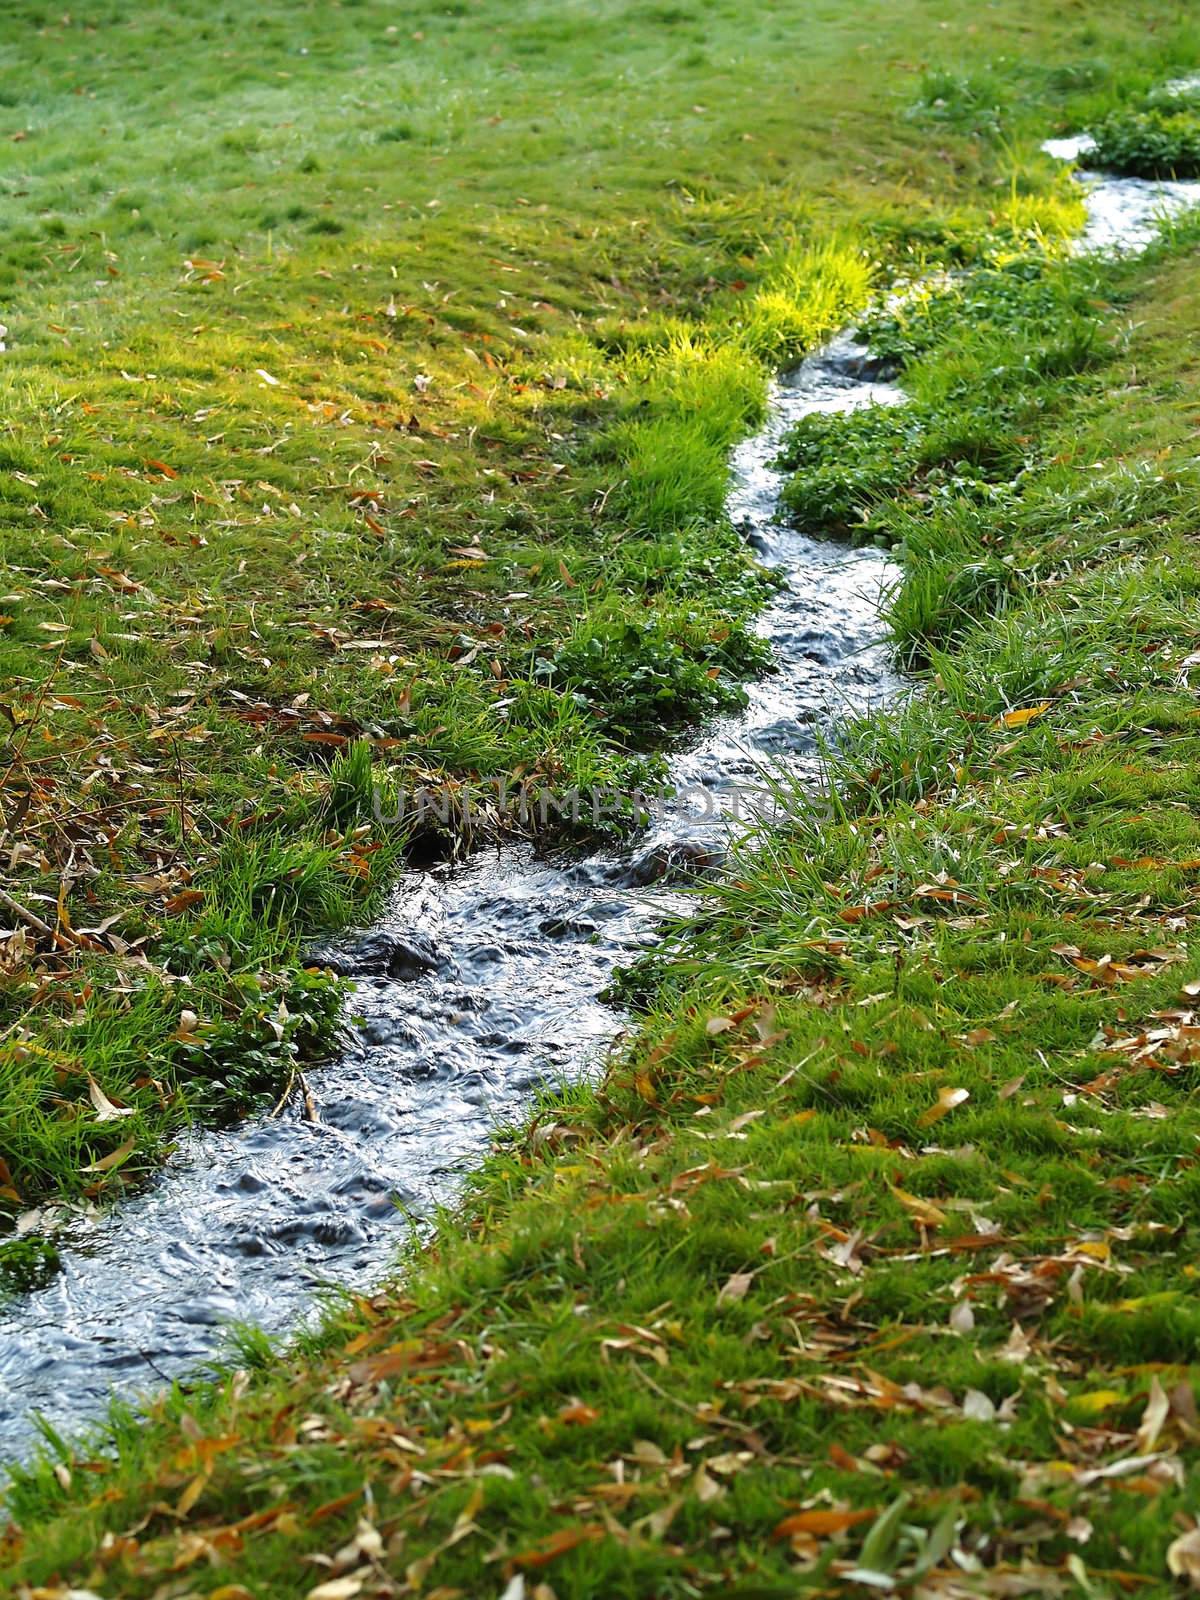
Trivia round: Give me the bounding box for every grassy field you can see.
[6,0,1200,1592]
[0,2,1193,1223]
[9,207,1200,1595]
[0,0,1131,1223]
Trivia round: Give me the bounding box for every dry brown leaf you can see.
[83,1136,135,1174]
[165,888,205,914]
[509,1524,605,1571]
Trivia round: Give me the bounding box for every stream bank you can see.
[4,128,1200,1466]
[0,341,903,1457]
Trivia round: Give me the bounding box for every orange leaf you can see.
[509,1524,606,1570]
[558,1403,601,1425]
[840,899,895,924]
[164,888,205,914]
[773,1507,878,1539]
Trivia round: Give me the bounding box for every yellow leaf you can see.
[1067,1389,1126,1416]
[175,1470,210,1517]
[83,1136,135,1174]
[890,1187,948,1228]
[996,701,1052,729]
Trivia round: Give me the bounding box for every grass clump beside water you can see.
[6,228,1200,1596]
[1086,105,1200,177]
[775,241,1103,542]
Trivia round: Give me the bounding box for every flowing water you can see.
[1,142,1197,1462]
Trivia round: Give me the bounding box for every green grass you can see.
[775,232,1101,545]
[1087,106,1200,177]
[4,0,1170,1217]
[7,29,1200,1591]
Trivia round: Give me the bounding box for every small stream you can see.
[1,141,1197,1463]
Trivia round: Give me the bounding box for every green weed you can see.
[1087,105,1200,176]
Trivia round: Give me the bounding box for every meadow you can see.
[5,0,1200,1593]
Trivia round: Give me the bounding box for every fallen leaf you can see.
[962,1388,996,1422]
[1136,1374,1170,1453]
[1168,1524,1200,1588]
[87,1075,135,1122]
[508,1524,605,1571]
[890,1187,948,1228]
[917,1086,970,1127]
[949,1300,975,1334]
[996,701,1052,729]
[164,888,205,914]
[558,1403,601,1425]
[308,1577,367,1600]
[176,1471,210,1517]
[998,1322,1033,1364]
[717,1271,754,1306]
[773,1507,877,1539]
[83,1136,135,1174]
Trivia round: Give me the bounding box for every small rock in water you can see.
[622,839,726,887]
[835,339,900,382]
[306,928,442,980]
